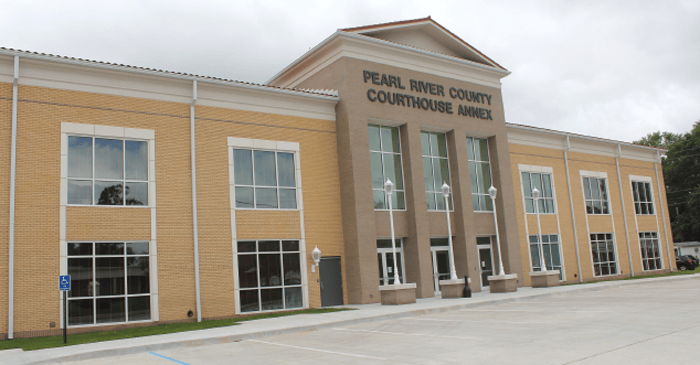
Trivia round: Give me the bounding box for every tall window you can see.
[67,242,151,326]
[639,232,662,271]
[590,233,618,276]
[467,137,492,211]
[583,177,609,214]
[422,131,451,211]
[237,240,302,313]
[67,137,148,206]
[233,149,297,209]
[529,234,563,280]
[632,181,655,215]
[369,125,405,210]
[522,172,555,213]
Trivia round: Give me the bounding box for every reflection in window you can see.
[590,233,618,276]
[237,240,302,313]
[467,137,492,211]
[369,125,405,210]
[583,177,609,214]
[522,172,555,213]
[632,181,655,215]
[422,131,452,211]
[639,232,662,271]
[529,234,563,280]
[67,242,151,326]
[67,136,148,206]
[233,149,297,209]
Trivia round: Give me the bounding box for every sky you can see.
[2,0,699,143]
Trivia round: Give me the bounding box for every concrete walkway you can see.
[3,274,698,365]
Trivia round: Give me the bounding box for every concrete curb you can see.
[5,273,699,365]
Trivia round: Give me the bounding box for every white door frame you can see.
[477,241,495,289]
[430,246,451,295]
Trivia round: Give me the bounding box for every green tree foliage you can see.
[635,122,700,242]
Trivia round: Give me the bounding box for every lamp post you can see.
[311,246,321,273]
[488,186,506,276]
[441,182,458,280]
[532,187,548,272]
[384,179,401,285]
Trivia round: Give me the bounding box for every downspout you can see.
[563,136,583,282]
[190,80,202,322]
[8,55,19,339]
[655,151,673,271]
[616,144,634,277]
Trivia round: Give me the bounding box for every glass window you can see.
[467,137,492,211]
[632,181,655,215]
[377,239,405,286]
[583,177,609,214]
[368,125,405,210]
[67,241,150,326]
[590,233,618,276]
[639,232,662,271]
[522,172,555,214]
[233,149,297,210]
[529,234,563,280]
[422,131,451,211]
[237,240,302,313]
[67,136,149,206]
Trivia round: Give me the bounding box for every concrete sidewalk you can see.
[3,274,698,365]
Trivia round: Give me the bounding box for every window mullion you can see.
[124,246,128,321]
[92,246,97,325]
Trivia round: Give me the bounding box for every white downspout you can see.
[563,136,583,282]
[190,80,202,322]
[616,144,634,277]
[8,55,18,339]
[656,151,673,271]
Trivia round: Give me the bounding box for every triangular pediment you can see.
[342,17,505,70]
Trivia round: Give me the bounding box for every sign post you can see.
[59,275,70,344]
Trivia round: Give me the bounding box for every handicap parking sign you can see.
[59,275,71,291]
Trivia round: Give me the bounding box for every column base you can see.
[439,278,469,298]
[529,270,561,288]
[379,283,417,305]
[487,274,518,293]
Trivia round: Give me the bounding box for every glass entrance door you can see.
[478,245,493,288]
[431,248,451,295]
[377,239,404,286]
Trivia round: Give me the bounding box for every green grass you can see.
[563,265,700,286]
[0,307,353,351]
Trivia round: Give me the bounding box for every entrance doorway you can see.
[377,239,404,285]
[477,237,494,288]
[320,257,343,306]
[430,238,451,295]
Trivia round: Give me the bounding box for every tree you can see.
[635,121,700,242]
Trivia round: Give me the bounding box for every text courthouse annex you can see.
[0,17,673,339]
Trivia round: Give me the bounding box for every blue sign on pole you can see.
[59,275,71,291]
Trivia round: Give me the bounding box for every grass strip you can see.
[563,266,700,286]
[0,307,353,351]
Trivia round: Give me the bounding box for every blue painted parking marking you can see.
[149,352,191,365]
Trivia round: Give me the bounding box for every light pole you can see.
[441,182,458,280]
[384,179,401,285]
[532,187,548,272]
[488,186,506,276]
[311,246,321,273]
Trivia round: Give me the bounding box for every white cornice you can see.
[0,51,338,121]
[267,32,510,89]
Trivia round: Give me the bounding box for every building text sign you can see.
[362,70,493,120]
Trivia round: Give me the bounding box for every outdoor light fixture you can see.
[384,179,401,285]
[441,182,458,280]
[311,246,321,272]
[532,187,548,272]
[488,186,506,276]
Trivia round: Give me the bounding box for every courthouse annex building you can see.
[0,17,673,339]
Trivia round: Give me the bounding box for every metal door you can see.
[431,248,450,295]
[320,257,343,307]
[478,246,493,288]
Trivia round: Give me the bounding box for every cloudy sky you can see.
[2,0,699,142]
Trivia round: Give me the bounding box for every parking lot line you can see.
[148,352,191,365]
[406,318,564,324]
[459,309,615,313]
[332,327,482,340]
[247,339,388,360]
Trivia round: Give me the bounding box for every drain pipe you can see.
[8,55,18,339]
[655,151,673,271]
[563,136,583,282]
[616,144,634,277]
[190,80,202,322]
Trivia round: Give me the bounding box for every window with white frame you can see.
[233,149,297,209]
[67,242,151,326]
[590,233,618,276]
[369,124,405,210]
[583,177,609,214]
[529,234,563,280]
[522,172,555,214]
[67,137,148,206]
[237,240,302,313]
[422,131,451,211]
[632,181,655,215]
[639,232,662,271]
[467,137,493,211]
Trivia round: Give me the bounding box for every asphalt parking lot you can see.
[53,278,700,364]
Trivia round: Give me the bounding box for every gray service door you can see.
[320,257,344,306]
